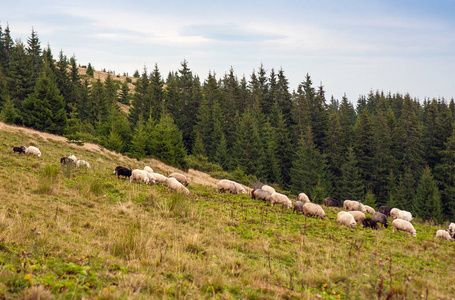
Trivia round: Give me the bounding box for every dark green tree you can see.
[289,127,326,199]
[413,166,442,223]
[434,128,455,220]
[338,147,365,201]
[21,68,67,134]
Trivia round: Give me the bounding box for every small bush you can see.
[186,155,223,173]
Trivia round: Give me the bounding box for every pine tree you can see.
[353,109,373,189]
[21,68,67,134]
[338,147,365,201]
[324,112,345,188]
[26,28,43,85]
[413,166,442,223]
[434,128,455,220]
[0,96,19,124]
[118,80,130,105]
[260,119,281,183]
[128,119,148,159]
[149,64,164,121]
[104,128,124,153]
[231,110,263,176]
[289,127,326,198]
[6,41,33,106]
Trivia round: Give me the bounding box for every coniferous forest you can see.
[1,26,454,223]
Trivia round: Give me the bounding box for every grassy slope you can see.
[0,123,454,300]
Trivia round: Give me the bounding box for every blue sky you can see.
[2,0,454,102]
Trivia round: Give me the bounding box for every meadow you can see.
[0,123,454,299]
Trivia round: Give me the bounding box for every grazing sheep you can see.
[448,223,455,237]
[293,201,304,214]
[261,185,276,194]
[68,155,77,163]
[392,219,416,237]
[436,230,453,241]
[169,173,189,186]
[233,182,246,194]
[152,172,167,184]
[25,146,41,157]
[364,205,375,214]
[76,159,91,169]
[324,197,340,207]
[390,208,413,222]
[343,200,366,213]
[337,211,356,228]
[144,166,154,174]
[114,166,132,179]
[13,146,26,154]
[270,192,292,209]
[130,169,150,184]
[145,172,156,185]
[372,212,389,228]
[362,218,379,230]
[251,189,272,201]
[166,177,190,195]
[378,206,392,217]
[217,179,239,194]
[297,193,310,203]
[348,211,366,223]
[302,203,325,219]
[60,157,75,166]
[390,208,401,219]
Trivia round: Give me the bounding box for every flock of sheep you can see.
[113,165,190,195]
[222,181,455,241]
[12,145,455,241]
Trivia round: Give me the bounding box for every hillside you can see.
[0,123,454,299]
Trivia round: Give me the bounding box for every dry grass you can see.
[0,123,455,299]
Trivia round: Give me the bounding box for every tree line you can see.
[1,25,454,223]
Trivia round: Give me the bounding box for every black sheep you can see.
[13,146,26,154]
[361,217,379,230]
[114,166,132,179]
[324,197,340,207]
[378,206,392,217]
[60,157,75,166]
[373,212,389,228]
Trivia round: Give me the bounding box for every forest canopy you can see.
[1,25,454,222]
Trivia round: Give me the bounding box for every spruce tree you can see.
[26,28,43,84]
[353,109,373,189]
[128,119,148,159]
[434,128,455,220]
[6,41,33,105]
[413,166,442,223]
[21,68,67,134]
[289,127,326,198]
[338,147,365,201]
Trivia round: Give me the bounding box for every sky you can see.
[2,0,455,102]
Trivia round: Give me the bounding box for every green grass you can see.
[0,124,454,299]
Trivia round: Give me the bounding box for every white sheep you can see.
[337,211,356,228]
[448,223,455,237]
[130,169,150,185]
[392,219,416,237]
[390,208,413,222]
[233,181,246,194]
[302,203,325,218]
[252,189,272,201]
[25,146,41,157]
[261,185,276,194]
[169,173,189,186]
[217,179,239,194]
[145,172,156,185]
[76,159,91,169]
[144,166,154,174]
[436,230,453,241]
[297,193,310,203]
[364,205,375,214]
[68,155,77,163]
[166,177,190,195]
[348,211,366,223]
[390,208,401,219]
[152,172,167,184]
[343,200,366,213]
[270,192,292,209]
